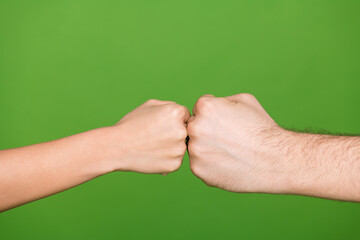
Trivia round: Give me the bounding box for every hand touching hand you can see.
[1,94,359,212]
[106,99,190,174]
[187,93,289,194]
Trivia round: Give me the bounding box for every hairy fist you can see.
[105,99,190,174]
[187,93,289,193]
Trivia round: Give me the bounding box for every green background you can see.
[1,0,360,239]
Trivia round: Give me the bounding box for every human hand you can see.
[187,93,291,193]
[104,99,190,174]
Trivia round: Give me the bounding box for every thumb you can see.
[186,115,195,125]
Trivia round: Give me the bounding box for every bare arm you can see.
[187,93,360,202]
[274,130,360,201]
[0,99,190,212]
[0,128,114,211]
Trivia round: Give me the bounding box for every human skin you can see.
[187,93,360,202]
[0,99,190,212]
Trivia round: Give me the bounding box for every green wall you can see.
[1,1,360,239]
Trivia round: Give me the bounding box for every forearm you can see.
[0,127,115,212]
[278,130,360,201]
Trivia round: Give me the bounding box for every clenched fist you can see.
[187,93,289,194]
[105,99,190,174]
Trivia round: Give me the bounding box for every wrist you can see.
[252,127,302,194]
[249,126,321,195]
[272,130,312,195]
[80,127,121,175]
[261,128,321,196]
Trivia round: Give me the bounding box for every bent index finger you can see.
[192,94,215,115]
[144,99,176,106]
[224,93,257,104]
[182,105,191,123]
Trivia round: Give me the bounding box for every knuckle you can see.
[195,96,214,112]
[167,159,182,172]
[187,140,201,156]
[186,121,194,134]
[171,105,186,117]
[181,142,187,154]
[145,99,159,105]
[187,121,200,136]
[172,141,187,156]
[176,128,188,140]
[189,161,202,177]
[189,160,213,187]
[238,93,256,103]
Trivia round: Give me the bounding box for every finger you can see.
[192,104,196,115]
[144,99,176,106]
[192,94,215,115]
[182,106,191,123]
[224,94,243,103]
[224,93,256,103]
[187,115,195,125]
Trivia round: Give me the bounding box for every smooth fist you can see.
[104,99,190,174]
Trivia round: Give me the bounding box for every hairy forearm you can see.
[0,127,115,212]
[274,129,360,201]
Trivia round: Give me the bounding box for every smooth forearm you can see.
[0,127,115,212]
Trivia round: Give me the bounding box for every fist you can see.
[187,93,288,193]
[107,99,190,174]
